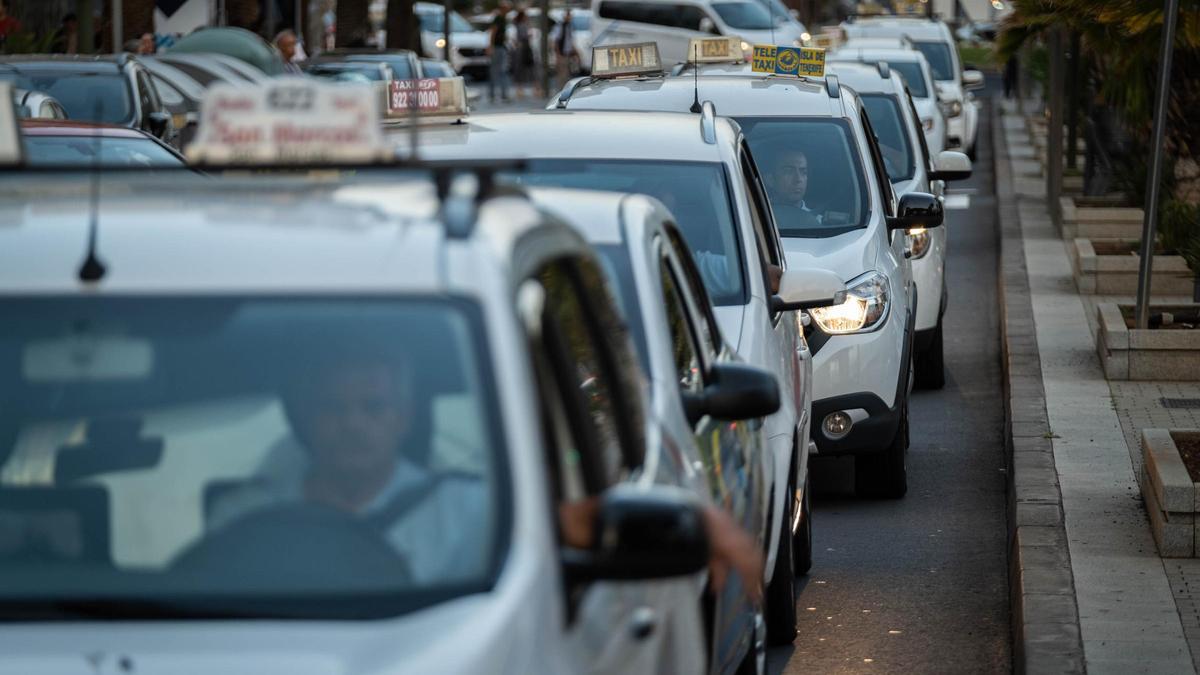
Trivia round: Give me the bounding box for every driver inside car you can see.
[205,351,488,584]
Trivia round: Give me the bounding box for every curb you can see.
[992,99,1088,674]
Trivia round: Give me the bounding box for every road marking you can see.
[944,194,971,210]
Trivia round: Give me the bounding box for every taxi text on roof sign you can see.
[895,0,927,15]
[687,37,745,63]
[751,45,826,78]
[0,82,22,166]
[591,42,662,77]
[386,76,469,118]
[186,78,389,165]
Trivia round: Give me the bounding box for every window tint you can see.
[665,228,720,357]
[712,2,774,29]
[913,41,954,81]
[0,70,133,124]
[135,72,155,118]
[905,92,935,174]
[861,94,915,182]
[151,74,185,107]
[25,136,184,168]
[658,252,703,393]
[885,60,929,98]
[859,108,897,217]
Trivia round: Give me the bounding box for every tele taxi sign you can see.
[751,45,826,77]
[187,79,388,165]
[687,37,745,63]
[895,0,926,15]
[592,42,662,77]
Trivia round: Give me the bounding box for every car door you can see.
[529,255,704,675]
[656,228,764,674]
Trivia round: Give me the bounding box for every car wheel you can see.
[854,398,909,499]
[765,474,798,645]
[794,473,813,576]
[914,320,946,390]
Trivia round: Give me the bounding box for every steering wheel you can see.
[173,502,412,587]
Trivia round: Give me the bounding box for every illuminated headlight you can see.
[810,271,889,334]
[740,40,752,53]
[908,227,931,259]
[922,117,934,131]
[435,37,446,49]
[942,100,963,118]
[800,31,812,42]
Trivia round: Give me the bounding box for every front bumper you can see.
[911,229,947,333]
[811,392,902,455]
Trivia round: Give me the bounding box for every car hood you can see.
[713,304,747,353]
[780,227,879,281]
[452,31,490,48]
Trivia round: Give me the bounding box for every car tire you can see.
[854,398,909,499]
[794,473,813,576]
[915,320,946,390]
[765,475,798,645]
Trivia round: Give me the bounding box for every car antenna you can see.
[78,102,106,283]
[689,43,701,113]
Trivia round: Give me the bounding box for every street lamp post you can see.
[1134,0,1182,329]
[443,0,452,61]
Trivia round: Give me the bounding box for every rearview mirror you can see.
[962,69,985,91]
[562,486,708,582]
[930,150,972,182]
[887,192,944,231]
[682,362,780,424]
[770,267,847,313]
[147,110,172,137]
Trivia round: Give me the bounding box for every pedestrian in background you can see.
[1003,54,1018,100]
[552,8,576,89]
[487,1,513,103]
[511,10,538,100]
[137,32,156,55]
[275,29,304,74]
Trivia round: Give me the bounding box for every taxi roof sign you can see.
[385,76,469,120]
[187,79,389,165]
[686,37,745,63]
[592,42,662,78]
[751,44,826,78]
[0,82,23,166]
[894,0,927,15]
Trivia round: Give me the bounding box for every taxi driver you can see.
[768,149,822,229]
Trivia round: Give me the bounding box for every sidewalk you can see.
[997,98,1198,674]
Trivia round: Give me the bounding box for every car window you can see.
[913,41,954,81]
[861,94,915,182]
[905,91,935,174]
[657,245,704,394]
[859,107,898,217]
[0,70,133,124]
[593,244,650,374]
[151,74,186,107]
[665,227,721,357]
[884,60,929,98]
[24,136,184,167]
[737,117,869,238]
[712,2,774,29]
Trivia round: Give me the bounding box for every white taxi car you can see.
[405,97,823,644]
[0,80,756,674]
[561,40,945,498]
[826,60,972,388]
[840,14,985,157]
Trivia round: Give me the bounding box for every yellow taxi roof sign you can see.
[751,45,826,78]
[591,42,662,78]
[186,78,389,165]
[894,0,927,15]
[386,76,469,121]
[0,82,23,166]
[686,37,745,63]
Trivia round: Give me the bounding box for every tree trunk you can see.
[336,0,370,47]
[384,0,418,52]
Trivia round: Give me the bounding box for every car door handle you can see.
[629,607,658,641]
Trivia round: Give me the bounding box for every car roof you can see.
[0,58,124,74]
[825,62,905,97]
[407,110,737,163]
[563,74,849,118]
[830,46,928,64]
[843,16,949,40]
[0,175,555,295]
[18,120,150,138]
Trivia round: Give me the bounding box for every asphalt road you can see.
[771,93,1011,674]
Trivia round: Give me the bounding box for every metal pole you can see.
[443,0,451,61]
[1046,28,1065,226]
[1135,0,1181,329]
[111,0,122,54]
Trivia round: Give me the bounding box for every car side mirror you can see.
[698,17,717,34]
[562,487,709,582]
[887,192,944,231]
[682,362,780,425]
[930,150,972,182]
[962,69,985,91]
[147,110,171,137]
[770,267,847,313]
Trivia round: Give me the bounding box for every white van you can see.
[590,0,806,65]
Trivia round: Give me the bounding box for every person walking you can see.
[553,8,576,89]
[275,30,304,75]
[511,10,538,100]
[487,2,513,103]
[1003,54,1019,100]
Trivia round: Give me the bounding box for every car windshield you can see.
[712,2,775,29]
[24,135,183,167]
[0,70,132,124]
[913,41,953,81]
[595,245,650,373]
[735,117,870,238]
[419,11,474,33]
[304,63,385,81]
[0,297,506,620]
[860,94,915,182]
[505,160,747,307]
[885,60,928,98]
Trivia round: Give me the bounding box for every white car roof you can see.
[842,16,950,41]
[562,75,851,118]
[407,110,738,163]
[830,45,928,63]
[824,61,906,98]
[0,174,550,296]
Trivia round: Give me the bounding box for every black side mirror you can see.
[147,110,171,138]
[562,487,709,582]
[682,362,781,425]
[887,191,944,231]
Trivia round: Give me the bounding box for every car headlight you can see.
[740,40,752,53]
[809,271,889,334]
[922,117,934,131]
[908,227,931,259]
[435,37,446,49]
[942,100,963,118]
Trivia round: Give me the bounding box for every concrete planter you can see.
[1098,303,1200,380]
[1070,239,1191,295]
[1141,429,1200,557]
[1060,197,1144,240]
